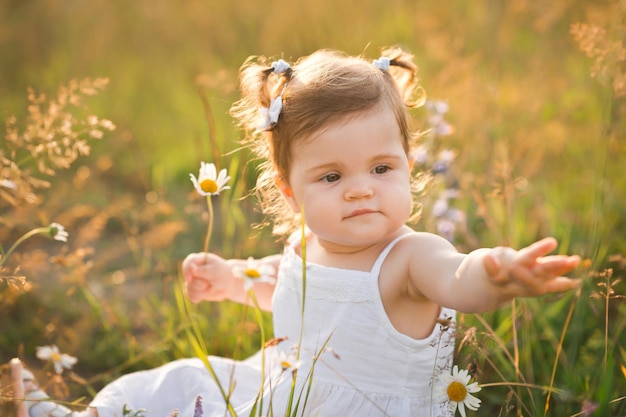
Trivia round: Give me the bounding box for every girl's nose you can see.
[344,178,374,200]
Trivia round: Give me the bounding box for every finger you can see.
[483,254,499,277]
[485,247,519,284]
[186,279,206,298]
[544,277,582,294]
[533,255,581,276]
[509,266,548,295]
[483,254,512,285]
[517,237,558,263]
[510,262,582,296]
[186,279,209,303]
[185,263,207,283]
[187,279,207,291]
[182,253,205,280]
[182,264,194,282]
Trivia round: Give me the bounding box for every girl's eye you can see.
[321,173,341,183]
[373,165,390,174]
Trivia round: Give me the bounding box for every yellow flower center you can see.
[50,352,62,362]
[245,268,261,279]
[200,179,218,193]
[280,361,291,370]
[447,381,468,402]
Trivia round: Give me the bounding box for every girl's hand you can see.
[483,237,581,297]
[181,252,235,303]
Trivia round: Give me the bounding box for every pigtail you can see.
[380,47,426,108]
[230,56,297,236]
[230,59,279,165]
[230,57,293,136]
[230,57,271,135]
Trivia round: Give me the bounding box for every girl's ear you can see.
[275,176,301,213]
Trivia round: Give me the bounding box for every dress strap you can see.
[369,233,412,276]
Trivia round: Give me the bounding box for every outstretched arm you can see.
[181,253,281,311]
[407,234,581,313]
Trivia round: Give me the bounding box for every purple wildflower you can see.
[193,395,204,417]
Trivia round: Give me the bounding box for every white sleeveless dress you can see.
[91,234,456,417]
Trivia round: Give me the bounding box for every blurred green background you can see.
[1,0,625,415]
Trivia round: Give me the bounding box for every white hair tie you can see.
[271,59,291,74]
[256,60,291,130]
[257,85,287,130]
[373,57,391,71]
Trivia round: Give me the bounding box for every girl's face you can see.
[281,105,413,252]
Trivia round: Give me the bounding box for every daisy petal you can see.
[438,364,482,416]
[36,345,77,374]
[457,401,467,417]
[190,162,231,196]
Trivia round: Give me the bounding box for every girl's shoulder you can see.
[395,228,457,249]
[378,231,457,308]
[388,229,461,269]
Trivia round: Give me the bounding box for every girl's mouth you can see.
[346,208,376,218]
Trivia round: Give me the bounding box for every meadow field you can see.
[1,0,625,415]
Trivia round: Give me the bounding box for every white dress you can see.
[91,234,456,417]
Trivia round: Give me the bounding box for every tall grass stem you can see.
[543,291,580,416]
[204,196,215,254]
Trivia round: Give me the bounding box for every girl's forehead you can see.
[298,105,396,144]
[291,109,406,160]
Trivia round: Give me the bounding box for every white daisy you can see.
[275,350,302,374]
[233,257,276,291]
[36,345,77,374]
[189,162,230,196]
[48,223,68,242]
[436,365,481,417]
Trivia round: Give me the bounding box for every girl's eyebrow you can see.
[304,161,341,174]
[374,152,404,159]
[305,153,405,172]
[369,153,406,163]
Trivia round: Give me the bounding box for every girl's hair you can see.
[230,47,425,236]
